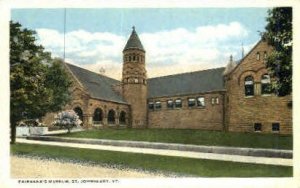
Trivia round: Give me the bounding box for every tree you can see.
[262,7,292,96]
[53,110,82,133]
[10,21,72,144]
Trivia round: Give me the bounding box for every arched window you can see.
[93,108,103,124]
[119,111,126,124]
[108,109,115,124]
[263,51,267,60]
[245,76,254,96]
[256,52,260,60]
[261,74,271,95]
[73,107,83,125]
[129,56,131,62]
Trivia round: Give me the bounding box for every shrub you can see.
[52,110,82,133]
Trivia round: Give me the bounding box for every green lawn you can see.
[11,143,292,177]
[55,129,292,150]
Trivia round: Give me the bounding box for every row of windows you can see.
[74,107,127,125]
[124,55,144,62]
[244,74,271,96]
[256,51,268,61]
[149,97,220,110]
[254,122,280,132]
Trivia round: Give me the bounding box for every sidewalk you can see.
[17,138,293,166]
[26,135,293,159]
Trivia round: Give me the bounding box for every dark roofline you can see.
[89,96,129,105]
[148,66,226,81]
[65,63,120,83]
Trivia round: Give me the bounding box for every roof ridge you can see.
[65,63,120,83]
[148,66,225,80]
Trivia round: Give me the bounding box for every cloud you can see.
[36,21,251,80]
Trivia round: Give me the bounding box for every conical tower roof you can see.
[123,26,145,52]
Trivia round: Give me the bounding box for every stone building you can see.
[43,27,292,134]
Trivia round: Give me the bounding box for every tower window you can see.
[175,99,182,108]
[188,98,196,107]
[245,76,254,96]
[167,99,174,109]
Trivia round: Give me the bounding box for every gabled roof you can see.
[227,39,264,76]
[65,63,127,104]
[123,27,145,52]
[147,67,226,98]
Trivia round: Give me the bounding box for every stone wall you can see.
[147,92,225,130]
[225,40,292,134]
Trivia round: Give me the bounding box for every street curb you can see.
[26,136,293,159]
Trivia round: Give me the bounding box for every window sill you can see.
[254,130,262,133]
[272,130,280,133]
[244,96,254,98]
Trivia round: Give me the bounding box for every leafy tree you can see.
[262,7,292,96]
[10,21,72,144]
[53,110,82,133]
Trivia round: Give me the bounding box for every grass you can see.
[11,143,292,177]
[55,129,292,150]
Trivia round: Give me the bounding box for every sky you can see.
[11,8,269,79]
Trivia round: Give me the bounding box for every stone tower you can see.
[122,27,147,128]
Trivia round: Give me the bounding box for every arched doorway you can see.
[119,111,126,125]
[73,107,83,126]
[108,109,115,124]
[93,108,103,125]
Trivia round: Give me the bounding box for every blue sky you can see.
[11,8,269,79]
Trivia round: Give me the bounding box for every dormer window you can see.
[256,52,260,60]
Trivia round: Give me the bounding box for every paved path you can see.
[16,138,292,166]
